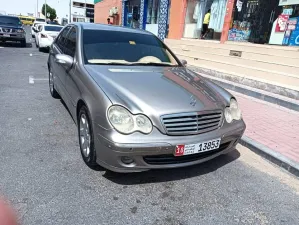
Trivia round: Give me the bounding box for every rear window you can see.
[36,18,45,22]
[44,26,63,32]
[0,16,21,26]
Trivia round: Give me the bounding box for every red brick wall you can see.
[94,0,122,25]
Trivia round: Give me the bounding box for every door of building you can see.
[248,0,281,43]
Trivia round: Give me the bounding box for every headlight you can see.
[224,99,242,123]
[17,29,24,33]
[108,106,153,134]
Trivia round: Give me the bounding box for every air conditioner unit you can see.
[109,9,113,17]
[112,7,118,14]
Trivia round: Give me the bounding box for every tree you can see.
[41,4,57,21]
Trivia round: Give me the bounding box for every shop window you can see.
[147,0,160,24]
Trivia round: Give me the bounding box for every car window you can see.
[82,29,179,66]
[0,16,22,26]
[44,26,63,32]
[55,26,71,53]
[64,27,77,57]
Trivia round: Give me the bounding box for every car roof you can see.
[73,23,152,35]
[0,15,20,19]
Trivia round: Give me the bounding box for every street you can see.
[0,26,299,225]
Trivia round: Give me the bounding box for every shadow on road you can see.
[103,150,240,185]
[0,42,32,48]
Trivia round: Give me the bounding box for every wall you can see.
[94,0,122,25]
[168,0,187,39]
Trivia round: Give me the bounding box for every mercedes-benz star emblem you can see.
[190,96,196,106]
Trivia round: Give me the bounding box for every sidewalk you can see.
[232,91,299,165]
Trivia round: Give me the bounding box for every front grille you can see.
[143,142,231,165]
[2,28,11,33]
[161,111,223,135]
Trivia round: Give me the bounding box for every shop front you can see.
[227,0,299,45]
[121,0,171,39]
[183,0,227,40]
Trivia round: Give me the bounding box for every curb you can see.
[190,70,299,112]
[240,136,299,178]
[209,77,299,112]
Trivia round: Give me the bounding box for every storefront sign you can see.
[275,15,289,32]
[86,8,94,18]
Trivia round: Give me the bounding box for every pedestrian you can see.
[201,9,211,39]
[107,18,112,25]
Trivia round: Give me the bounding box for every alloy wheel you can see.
[79,114,91,158]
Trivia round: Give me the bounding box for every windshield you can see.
[83,29,179,66]
[0,16,21,26]
[36,18,45,22]
[45,26,62,32]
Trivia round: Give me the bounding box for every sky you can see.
[0,0,70,20]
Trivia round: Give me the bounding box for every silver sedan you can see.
[47,23,246,173]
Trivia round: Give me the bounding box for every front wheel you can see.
[78,106,101,170]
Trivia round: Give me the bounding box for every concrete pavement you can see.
[0,26,299,225]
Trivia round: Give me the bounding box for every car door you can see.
[64,26,81,115]
[49,25,72,100]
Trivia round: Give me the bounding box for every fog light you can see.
[121,156,134,165]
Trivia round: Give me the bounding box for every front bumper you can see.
[94,120,246,172]
[0,33,25,42]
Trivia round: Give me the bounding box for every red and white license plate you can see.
[175,138,221,156]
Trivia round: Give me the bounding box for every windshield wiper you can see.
[89,62,131,65]
[127,62,177,67]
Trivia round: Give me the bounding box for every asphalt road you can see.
[0,26,299,225]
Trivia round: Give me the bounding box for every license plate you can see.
[3,34,10,37]
[175,138,221,156]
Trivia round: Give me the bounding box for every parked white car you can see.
[31,22,46,38]
[35,24,63,51]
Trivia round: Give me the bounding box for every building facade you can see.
[72,0,95,23]
[94,0,299,46]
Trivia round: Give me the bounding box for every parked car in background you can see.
[31,21,46,38]
[35,24,63,51]
[48,23,246,173]
[0,15,26,47]
[19,15,34,26]
[34,18,46,23]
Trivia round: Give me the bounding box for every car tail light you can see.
[41,33,47,38]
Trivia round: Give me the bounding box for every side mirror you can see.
[181,59,187,66]
[55,54,74,69]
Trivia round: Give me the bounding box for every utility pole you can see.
[45,0,47,20]
[69,0,71,23]
[36,0,38,17]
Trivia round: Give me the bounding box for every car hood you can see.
[85,65,230,116]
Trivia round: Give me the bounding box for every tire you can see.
[78,105,101,170]
[20,40,26,47]
[48,68,60,99]
[39,47,42,52]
